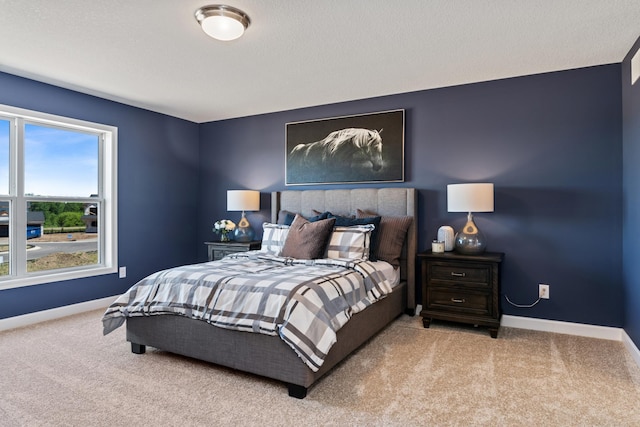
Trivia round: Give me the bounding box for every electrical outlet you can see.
[539,284,549,299]
[119,266,127,278]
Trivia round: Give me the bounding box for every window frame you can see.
[0,104,117,290]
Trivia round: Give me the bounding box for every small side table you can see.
[205,240,261,261]
[418,250,504,338]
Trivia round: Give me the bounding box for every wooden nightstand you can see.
[418,250,504,338]
[205,240,261,261]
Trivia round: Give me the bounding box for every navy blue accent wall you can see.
[622,36,640,347]
[0,62,627,333]
[0,72,200,319]
[200,65,623,327]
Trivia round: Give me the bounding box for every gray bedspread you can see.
[102,252,394,371]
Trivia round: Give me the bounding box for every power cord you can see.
[504,294,541,308]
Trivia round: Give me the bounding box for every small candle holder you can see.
[431,240,445,253]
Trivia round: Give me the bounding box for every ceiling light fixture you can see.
[195,4,251,41]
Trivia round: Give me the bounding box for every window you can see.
[0,104,117,289]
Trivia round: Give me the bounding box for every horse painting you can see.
[287,128,384,184]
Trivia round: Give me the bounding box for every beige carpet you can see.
[1,310,640,426]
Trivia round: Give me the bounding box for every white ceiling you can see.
[1,1,639,124]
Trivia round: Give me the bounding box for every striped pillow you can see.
[356,210,413,268]
[260,223,290,255]
[325,225,375,260]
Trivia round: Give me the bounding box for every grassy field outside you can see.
[27,251,98,273]
[0,232,98,275]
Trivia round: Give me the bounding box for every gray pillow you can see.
[280,214,336,259]
[356,209,412,268]
[278,210,330,226]
[277,210,295,225]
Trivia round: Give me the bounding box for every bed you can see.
[104,187,416,398]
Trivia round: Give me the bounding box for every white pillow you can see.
[260,223,290,255]
[325,225,374,260]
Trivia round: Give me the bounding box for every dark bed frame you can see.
[126,188,417,398]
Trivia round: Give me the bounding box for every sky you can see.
[0,120,98,198]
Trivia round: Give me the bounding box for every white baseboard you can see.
[0,295,117,332]
[4,301,640,371]
[501,314,623,341]
[622,330,640,368]
[501,315,640,370]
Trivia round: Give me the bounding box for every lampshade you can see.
[227,190,260,212]
[447,183,494,213]
[195,5,251,41]
[447,183,494,255]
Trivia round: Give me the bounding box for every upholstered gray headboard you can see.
[271,188,417,311]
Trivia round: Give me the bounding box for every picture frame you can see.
[285,109,405,185]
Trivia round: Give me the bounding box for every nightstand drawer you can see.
[430,262,490,286]
[205,241,261,261]
[213,250,236,261]
[427,288,490,316]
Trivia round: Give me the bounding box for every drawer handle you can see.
[451,272,466,277]
[451,298,466,303]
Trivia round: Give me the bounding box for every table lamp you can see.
[227,190,260,242]
[447,183,494,254]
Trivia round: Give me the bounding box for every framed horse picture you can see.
[285,109,405,185]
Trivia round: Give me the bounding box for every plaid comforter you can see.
[102,252,394,371]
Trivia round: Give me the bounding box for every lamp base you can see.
[233,212,255,242]
[234,227,254,242]
[454,213,487,255]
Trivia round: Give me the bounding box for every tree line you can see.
[29,202,86,228]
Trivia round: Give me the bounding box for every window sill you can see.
[0,265,117,290]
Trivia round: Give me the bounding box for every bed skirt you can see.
[126,281,406,398]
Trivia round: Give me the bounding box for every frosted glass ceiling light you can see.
[195,5,251,41]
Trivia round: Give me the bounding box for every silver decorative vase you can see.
[454,213,487,254]
[233,212,255,242]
